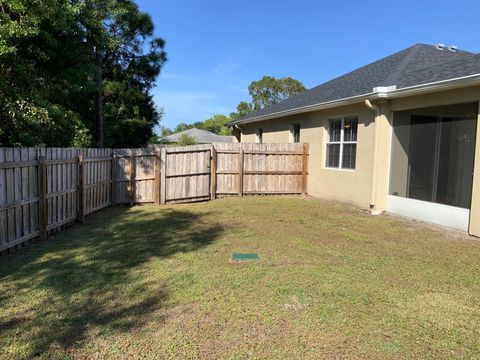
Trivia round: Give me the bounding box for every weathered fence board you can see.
[0,143,309,253]
[161,144,211,204]
[214,143,307,196]
[112,148,156,204]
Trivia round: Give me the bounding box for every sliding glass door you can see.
[407,116,438,202]
[407,115,476,209]
[436,117,476,208]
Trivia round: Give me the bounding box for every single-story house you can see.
[231,43,480,235]
[163,128,235,144]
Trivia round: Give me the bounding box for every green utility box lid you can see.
[232,253,260,261]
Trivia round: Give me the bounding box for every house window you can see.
[326,117,358,169]
[291,123,301,143]
[256,128,263,143]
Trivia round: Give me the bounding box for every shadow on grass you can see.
[0,206,223,358]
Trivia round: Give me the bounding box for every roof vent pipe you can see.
[436,43,445,50]
[448,45,458,52]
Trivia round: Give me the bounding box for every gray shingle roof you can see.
[234,44,480,123]
[164,128,234,143]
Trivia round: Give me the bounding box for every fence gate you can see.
[160,144,212,204]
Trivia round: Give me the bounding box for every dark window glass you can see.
[407,116,476,208]
[436,118,475,208]
[257,128,263,143]
[328,119,341,142]
[342,144,357,169]
[343,118,358,142]
[326,144,340,168]
[293,124,300,143]
[407,116,438,202]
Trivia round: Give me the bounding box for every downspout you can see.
[365,99,382,214]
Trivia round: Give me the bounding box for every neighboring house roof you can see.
[233,44,480,124]
[164,128,234,143]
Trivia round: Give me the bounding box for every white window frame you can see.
[325,117,358,170]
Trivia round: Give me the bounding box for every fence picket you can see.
[0,143,308,253]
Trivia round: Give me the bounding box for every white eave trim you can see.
[233,73,480,125]
[231,92,376,125]
[377,73,480,98]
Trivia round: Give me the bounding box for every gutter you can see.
[232,73,480,125]
[229,92,375,125]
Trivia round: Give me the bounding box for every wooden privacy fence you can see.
[213,143,308,197]
[0,143,308,252]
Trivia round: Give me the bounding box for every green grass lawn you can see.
[1,197,480,359]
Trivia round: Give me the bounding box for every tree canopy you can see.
[248,76,306,111]
[156,76,306,143]
[230,76,306,120]
[0,0,167,147]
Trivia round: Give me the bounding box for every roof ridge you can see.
[306,44,419,92]
[382,45,422,86]
[416,42,475,55]
[400,52,479,76]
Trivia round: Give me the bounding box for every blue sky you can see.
[136,0,480,131]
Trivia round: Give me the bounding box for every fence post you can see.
[38,156,47,240]
[238,149,244,196]
[78,155,85,223]
[160,147,167,205]
[210,146,217,200]
[129,154,136,206]
[302,143,309,195]
[111,153,116,206]
[154,149,161,205]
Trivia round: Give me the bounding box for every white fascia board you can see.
[232,92,375,125]
[377,74,480,99]
[233,74,480,125]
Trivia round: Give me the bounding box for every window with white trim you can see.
[325,117,358,169]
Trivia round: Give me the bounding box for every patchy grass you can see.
[1,197,480,359]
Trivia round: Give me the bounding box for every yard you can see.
[0,197,479,359]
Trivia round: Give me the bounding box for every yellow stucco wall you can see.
[389,86,480,112]
[469,100,480,236]
[241,103,377,208]
[239,85,480,235]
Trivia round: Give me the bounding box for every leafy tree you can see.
[248,76,306,110]
[230,101,253,120]
[0,0,167,148]
[229,76,306,120]
[199,114,231,135]
[80,0,167,147]
[149,125,172,144]
[173,123,191,133]
[160,126,174,138]
[177,134,196,145]
[0,0,93,146]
